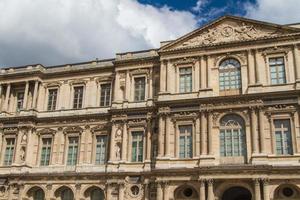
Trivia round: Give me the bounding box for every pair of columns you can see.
[250,107,265,154]
[254,178,270,200]
[0,80,40,112]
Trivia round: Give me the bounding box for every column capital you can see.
[207,178,214,185]
[262,178,270,185]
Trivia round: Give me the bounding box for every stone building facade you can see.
[0,15,300,200]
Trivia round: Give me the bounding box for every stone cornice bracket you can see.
[158,106,171,116]
[63,126,83,135]
[36,128,56,136]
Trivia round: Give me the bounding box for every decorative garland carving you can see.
[63,126,83,134]
[37,128,56,135]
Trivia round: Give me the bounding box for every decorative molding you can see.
[63,126,83,134]
[178,22,280,48]
[37,128,56,136]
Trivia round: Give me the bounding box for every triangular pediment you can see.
[160,16,300,51]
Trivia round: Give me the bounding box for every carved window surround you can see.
[264,52,290,85]
[174,120,194,159]
[63,126,83,165]
[36,128,56,166]
[0,128,17,165]
[91,125,109,165]
[266,112,298,155]
[172,58,197,94]
[128,127,146,163]
[69,82,86,109]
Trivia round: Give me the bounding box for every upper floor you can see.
[0,16,300,118]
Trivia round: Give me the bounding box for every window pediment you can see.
[63,126,83,135]
[37,128,56,136]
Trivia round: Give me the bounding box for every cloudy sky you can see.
[0,0,300,67]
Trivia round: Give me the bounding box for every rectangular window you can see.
[179,125,192,158]
[269,57,286,85]
[47,89,58,111]
[67,137,79,165]
[16,92,24,110]
[274,119,293,155]
[95,135,107,164]
[73,86,84,109]
[134,77,146,101]
[100,84,111,107]
[179,67,192,93]
[131,131,144,162]
[4,138,15,166]
[40,138,52,166]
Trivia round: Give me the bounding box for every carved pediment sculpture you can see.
[160,16,299,51]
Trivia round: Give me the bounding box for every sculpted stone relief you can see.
[178,22,280,48]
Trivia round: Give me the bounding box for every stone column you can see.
[106,183,113,200]
[262,179,270,200]
[113,72,121,102]
[118,182,125,200]
[195,116,201,157]
[247,50,255,85]
[163,182,169,200]
[158,116,165,157]
[156,182,163,200]
[200,56,207,89]
[75,183,81,200]
[160,60,167,93]
[3,83,11,111]
[45,184,53,199]
[258,108,266,154]
[293,44,300,81]
[165,116,171,157]
[23,81,29,110]
[32,80,39,109]
[250,108,259,154]
[144,180,150,200]
[109,123,116,161]
[166,61,172,93]
[207,179,214,200]
[254,179,261,200]
[207,111,213,155]
[146,119,151,161]
[0,84,3,109]
[254,49,261,84]
[121,122,128,161]
[199,179,205,200]
[125,70,130,101]
[148,69,153,99]
[200,112,207,155]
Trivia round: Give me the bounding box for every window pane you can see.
[131,131,143,162]
[269,57,286,85]
[95,135,107,164]
[67,137,78,165]
[4,138,15,165]
[219,59,241,91]
[40,138,52,166]
[73,86,84,109]
[274,119,292,155]
[47,89,58,111]
[179,125,193,158]
[100,84,111,107]
[134,78,146,101]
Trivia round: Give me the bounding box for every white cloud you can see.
[0,0,197,67]
[245,0,300,24]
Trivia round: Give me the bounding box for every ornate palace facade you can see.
[0,16,300,200]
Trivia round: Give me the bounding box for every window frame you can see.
[94,134,108,165]
[99,83,112,107]
[267,55,288,85]
[130,130,145,163]
[46,87,59,111]
[218,58,242,95]
[133,76,146,102]
[39,136,53,166]
[270,115,295,156]
[178,66,193,93]
[66,136,80,166]
[72,85,85,109]
[2,136,16,166]
[219,114,246,158]
[178,124,193,159]
[16,90,25,111]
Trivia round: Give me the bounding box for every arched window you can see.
[90,188,105,200]
[220,114,246,157]
[33,188,45,200]
[61,188,74,200]
[219,58,241,92]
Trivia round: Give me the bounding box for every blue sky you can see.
[138,0,256,24]
[0,0,300,67]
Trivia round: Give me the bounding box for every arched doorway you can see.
[84,186,105,200]
[222,187,251,200]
